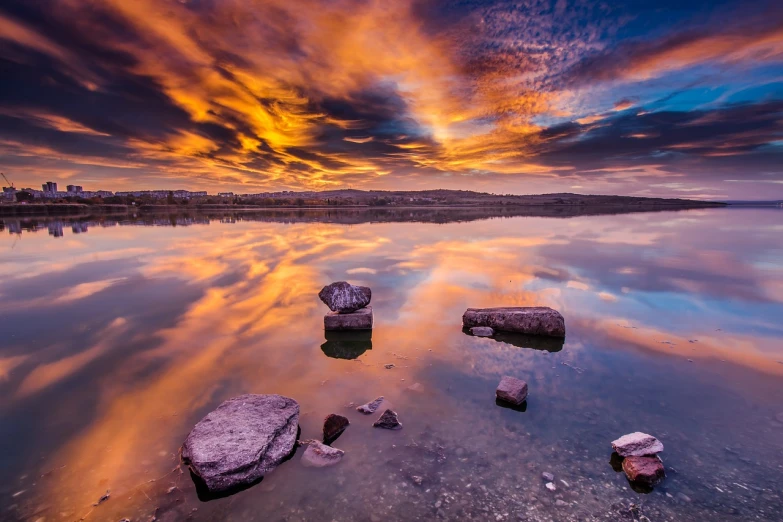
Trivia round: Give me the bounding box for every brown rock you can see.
[622,456,665,487]
[462,307,565,337]
[496,375,528,405]
[373,409,402,430]
[323,413,349,443]
[324,306,373,331]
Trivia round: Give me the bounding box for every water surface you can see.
[1,208,782,521]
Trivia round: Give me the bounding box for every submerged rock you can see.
[181,394,299,493]
[496,375,528,406]
[324,306,373,331]
[301,440,344,468]
[357,396,384,414]
[462,307,566,337]
[406,382,425,393]
[319,282,372,313]
[470,326,494,337]
[622,456,665,487]
[373,409,402,430]
[542,472,555,482]
[611,432,664,457]
[323,413,349,443]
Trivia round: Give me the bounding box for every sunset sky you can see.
[1,0,782,198]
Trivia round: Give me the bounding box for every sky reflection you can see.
[0,208,782,520]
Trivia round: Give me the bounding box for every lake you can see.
[1,207,782,522]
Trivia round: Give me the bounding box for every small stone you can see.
[542,472,554,482]
[323,413,350,443]
[545,482,556,491]
[301,440,344,467]
[373,409,402,430]
[406,382,425,393]
[357,396,384,414]
[622,456,665,487]
[611,432,663,457]
[496,376,528,406]
[555,500,567,507]
[470,326,494,337]
[411,475,423,486]
[384,363,395,369]
[318,281,372,313]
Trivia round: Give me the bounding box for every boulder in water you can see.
[463,307,565,337]
[181,394,299,493]
[319,282,372,313]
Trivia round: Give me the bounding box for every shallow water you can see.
[1,208,782,522]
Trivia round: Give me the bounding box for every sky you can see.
[0,0,782,198]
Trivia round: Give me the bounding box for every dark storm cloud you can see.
[0,0,780,194]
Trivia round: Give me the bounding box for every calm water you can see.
[1,208,782,522]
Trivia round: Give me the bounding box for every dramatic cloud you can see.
[0,0,781,196]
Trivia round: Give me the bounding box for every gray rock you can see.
[542,472,554,482]
[462,307,566,337]
[301,440,344,467]
[324,306,373,331]
[470,326,494,337]
[319,281,371,313]
[496,376,528,406]
[323,413,349,443]
[611,432,664,457]
[357,396,384,414]
[373,409,402,430]
[181,394,299,493]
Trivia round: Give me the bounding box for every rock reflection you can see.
[494,398,528,412]
[320,330,373,360]
[462,328,565,352]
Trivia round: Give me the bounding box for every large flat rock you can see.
[319,281,371,313]
[611,432,664,457]
[181,394,299,493]
[462,307,565,337]
[324,306,373,330]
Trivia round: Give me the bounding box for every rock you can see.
[622,456,665,487]
[406,382,425,393]
[301,440,344,467]
[357,396,384,414]
[181,394,299,493]
[373,409,402,430]
[545,482,556,491]
[318,281,371,313]
[542,472,554,482]
[470,326,494,337]
[462,307,566,337]
[324,306,373,331]
[496,376,528,406]
[323,413,349,443]
[611,432,664,457]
